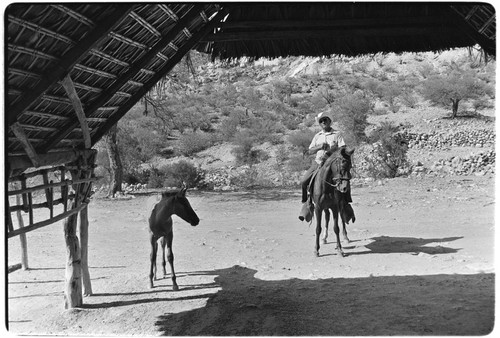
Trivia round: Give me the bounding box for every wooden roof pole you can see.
[7,5,135,127]
[10,123,41,167]
[60,75,92,148]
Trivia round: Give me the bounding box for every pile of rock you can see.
[428,150,495,176]
[400,129,495,149]
[200,167,233,191]
[121,182,148,193]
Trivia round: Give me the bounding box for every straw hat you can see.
[315,112,333,124]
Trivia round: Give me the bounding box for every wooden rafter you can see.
[7,5,135,127]
[90,7,229,145]
[39,4,206,153]
[10,122,41,167]
[60,75,92,149]
[8,149,96,173]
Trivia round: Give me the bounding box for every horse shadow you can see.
[348,235,463,256]
[153,265,493,336]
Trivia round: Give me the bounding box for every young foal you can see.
[148,187,199,290]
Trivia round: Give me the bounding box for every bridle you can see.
[323,157,351,189]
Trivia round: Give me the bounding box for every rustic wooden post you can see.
[15,194,29,270]
[42,170,54,218]
[79,204,93,296]
[63,207,83,309]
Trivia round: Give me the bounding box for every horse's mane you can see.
[161,190,181,198]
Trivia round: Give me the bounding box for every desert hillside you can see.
[96,48,495,194]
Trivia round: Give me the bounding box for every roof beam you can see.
[201,25,459,42]
[60,75,92,149]
[90,8,229,146]
[39,5,206,153]
[7,4,135,127]
[10,123,41,167]
[8,149,97,173]
[217,15,453,30]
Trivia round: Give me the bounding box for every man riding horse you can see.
[299,112,353,221]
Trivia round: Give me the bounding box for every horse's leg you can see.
[160,236,167,277]
[342,219,351,243]
[322,209,330,244]
[314,208,322,257]
[340,202,351,243]
[149,235,158,288]
[332,211,345,257]
[165,231,179,291]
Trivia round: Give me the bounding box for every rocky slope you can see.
[121,49,495,193]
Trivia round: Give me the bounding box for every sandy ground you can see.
[5,174,495,336]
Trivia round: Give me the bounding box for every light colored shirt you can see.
[309,129,346,164]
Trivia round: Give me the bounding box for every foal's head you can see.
[163,187,199,226]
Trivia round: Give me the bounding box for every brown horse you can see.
[311,147,354,257]
[148,186,199,290]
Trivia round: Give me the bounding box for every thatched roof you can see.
[198,3,496,58]
[5,2,496,172]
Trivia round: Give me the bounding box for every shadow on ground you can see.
[347,235,463,256]
[155,265,494,336]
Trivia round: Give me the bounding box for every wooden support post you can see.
[16,194,29,270]
[42,170,54,218]
[63,207,82,309]
[61,169,68,212]
[79,205,92,296]
[27,192,34,226]
[20,176,28,212]
[7,200,14,233]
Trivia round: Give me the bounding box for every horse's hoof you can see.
[314,251,320,257]
[172,285,179,291]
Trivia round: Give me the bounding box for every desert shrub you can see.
[362,78,381,97]
[123,168,150,184]
[473,97,494,111]
[417,61,436,78]
[282,116,302,130]
[351,60,370,73]
[287,154,312,172]
[365,122,409,178]
[231,130,270,165]
[177,131,216,156]
[382,62,398,73]
[400,91,419,108]
[287,128,317,154]
[378,81,403,110]
[146,167,165,188]
[230,167,260,188]
[218,109,247,141]
[332,91,371,145]
[159,160,203,188]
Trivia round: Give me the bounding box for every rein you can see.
[322,157,351,189]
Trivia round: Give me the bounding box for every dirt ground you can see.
[5,174,495,336]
